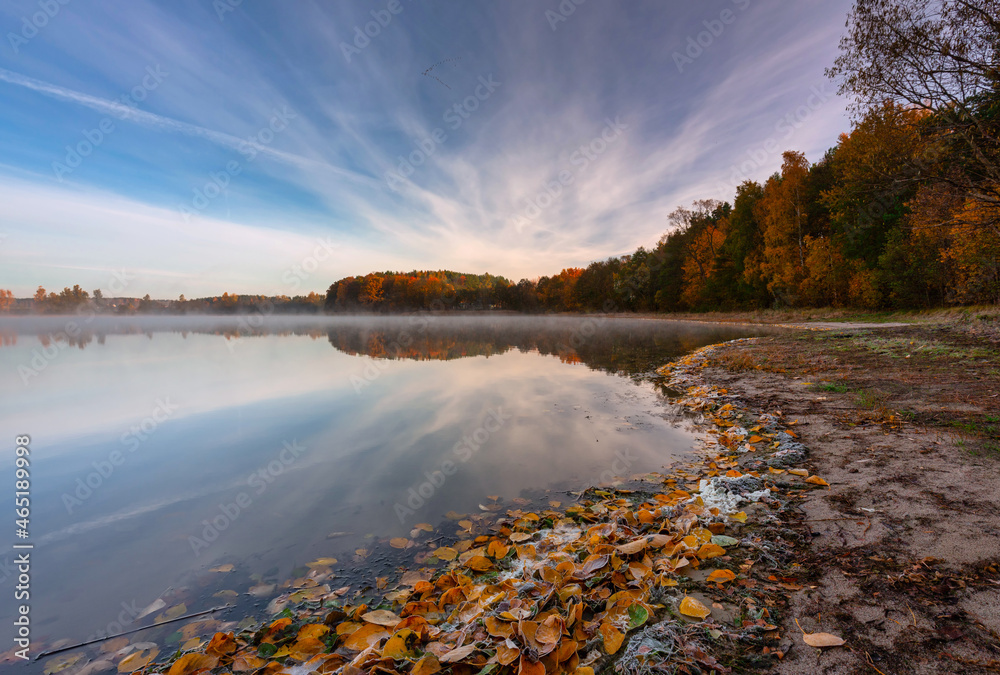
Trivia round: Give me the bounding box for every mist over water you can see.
[0,315,775,657]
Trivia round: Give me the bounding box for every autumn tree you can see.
[751,152,812,304]
[830,0,1000,226]
[0,289,13,312]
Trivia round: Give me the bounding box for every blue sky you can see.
[0,0,853,298]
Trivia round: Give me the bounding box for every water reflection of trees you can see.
[324,319,758,376]
[2,318,766,376]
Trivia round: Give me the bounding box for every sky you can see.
[0,0,854,299]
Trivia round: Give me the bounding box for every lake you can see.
[0,315,771,667]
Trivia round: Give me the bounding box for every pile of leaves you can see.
[41,339,841,675]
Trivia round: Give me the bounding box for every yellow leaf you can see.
[116,649,159,674]
[729,511,747,523]
[45,654,84,675]
[361,609,402,626]
[679,596,711,620]
[747,436,764,443]
[209,564,234,573]
[390,538,410,549]
[382,629,419,659]
[509,533,532,543]
[434,546,458,561]
[204,632,237,656]
[298,624,330,640]
[307,557,338,567]
[154,603,187,624]
[805,475,830,486]
[788,468,809,476]
[414,523,434,532]
[458,520,474,530]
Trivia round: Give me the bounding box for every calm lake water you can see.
[0,315,771,664]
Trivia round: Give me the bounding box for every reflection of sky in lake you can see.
[0,316,771,655]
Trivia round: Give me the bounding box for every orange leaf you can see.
[390,537,410,549]
[496,642,520,665]
[679,596,711,620]
[797,619,846,648]
[298,624,330,641]
[117,648,159,673]
[706,569,737,584]
[464,555,493,572]
[343,623,390,651]
[599,623,625,655]
[411,654,442,675]
[696,543,726,559]
[205,632,237,656]
[805,475,830,486]
[166,654,218,675]
[518,654,545,675]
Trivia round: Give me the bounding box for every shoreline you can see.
[698,325,1000,673]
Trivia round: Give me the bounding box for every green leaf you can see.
[711,535,740,547]
[258,643,278,657]
[476,665,499,675]
[627,604,649,630]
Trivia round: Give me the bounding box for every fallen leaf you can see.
[361,609,402,626]
[796,619,846,648]
[805,475,830,486]
[344,623,391,651]
[166,653,217,675]
[390,538,411,549]
[434,547,458,561]
[706,569,737,584]
[209,564,234,573]
[679,596,712,620]
[117,649,159,674]
[45,654,84,675]
[599,623,625,654]
[383,629,419,659]
[411,654,442,675]
[439,644,477,663]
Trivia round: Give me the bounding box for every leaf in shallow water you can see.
[209,564,234,573]
[390,538,411,549]
[414,523,434,532]
[44,653,84,675]
[154,603,187,624]
[117,649,159,674]
[434,546,458,561]
[307,557,338,567]
[213,590,238,601]
[136,598,166,620]
[248,583,275,597]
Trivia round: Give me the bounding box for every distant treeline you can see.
[9,286,325,315]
